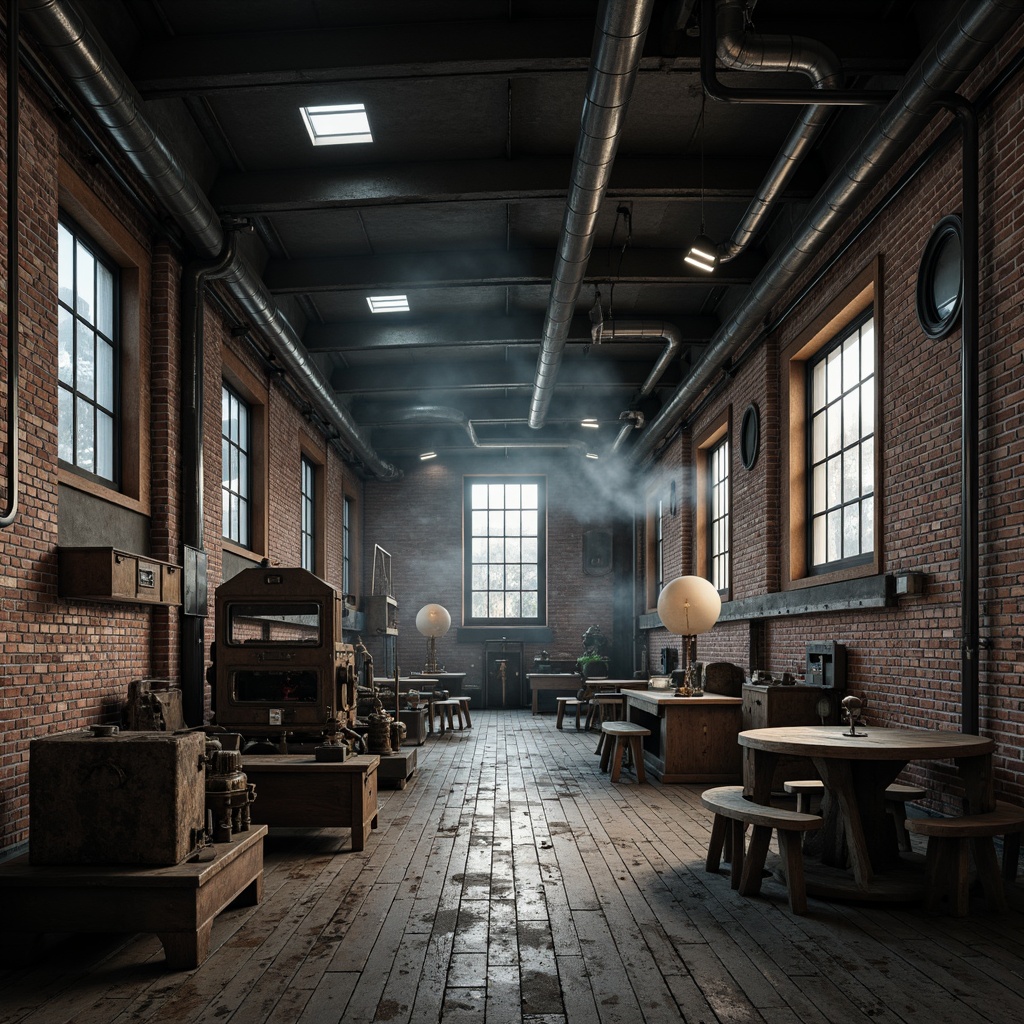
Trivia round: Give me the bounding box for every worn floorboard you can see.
[2,709,1024,1024]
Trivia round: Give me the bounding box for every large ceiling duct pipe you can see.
[598,321,682,452]
[713,0,843,262]
[528,0,656,430]
[630,0,1024,465]
[22,0,400,481]
[378,405,587,454]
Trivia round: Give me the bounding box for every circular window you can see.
[740,404,759,470]
[916,215,963,339]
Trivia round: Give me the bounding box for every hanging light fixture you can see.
[685,88,718,273]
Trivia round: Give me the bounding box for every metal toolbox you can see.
[29,729,206,866]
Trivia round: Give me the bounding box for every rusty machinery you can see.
[209,566,358,753]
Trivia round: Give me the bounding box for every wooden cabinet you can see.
[742,684,831,788]
[59,546,182,606]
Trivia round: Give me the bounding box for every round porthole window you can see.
[916,214,963,339]
[740,404,759,470]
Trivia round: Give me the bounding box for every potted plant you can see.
[575,625,610,680]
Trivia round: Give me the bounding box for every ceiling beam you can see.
[330,359,681,394]
[266,247,764,294]
[303,313,718,353]
[212,156,821,214]
[131,19,914,97]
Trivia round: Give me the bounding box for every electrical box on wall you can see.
[58,546,182,606]
[806,641,847,689]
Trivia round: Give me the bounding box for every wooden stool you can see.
[783,779,927,850]
[555,696,585,730]
[455,695,472,728]
[586,693,626,731]
[599,722,650,783]
[885,782,927,851]
[905,801,1024,915]
[701,786,822,915]
[434,698,464,732]
[783,779,824,814]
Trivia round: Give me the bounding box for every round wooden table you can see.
[739,725,995,901]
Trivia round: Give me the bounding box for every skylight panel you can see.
[300,104,372,146]
[367,295,410,313]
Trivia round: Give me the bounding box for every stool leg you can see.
[739,824,772,897]
[454,704,464,729]
[594,731,604,756]
[556,702,566,729]
[600,736,612,773]
[1003,833,1021,881]
[888,801,912,852]
[631,738,646,783]
[777,830,809,915]
[610,738,626,783]
[951,837,971,917]
[706,814,727,872]
[728,820,745,888]
[462,701,472,727]
[971,836,1005,911]
[575,702,584,730]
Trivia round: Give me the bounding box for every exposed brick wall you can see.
[641,22,1024,809]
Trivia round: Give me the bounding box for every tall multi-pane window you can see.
[300,456,316,571]
[222,383,251,547]
[709,438,730,591]
[808,314,875,570]
[57,215,119,484]
[465,477,546,624]
[343,497,352,595]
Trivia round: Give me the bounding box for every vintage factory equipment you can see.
[204,738,257,843]
[210,566,358,752]
[29,727,207,866]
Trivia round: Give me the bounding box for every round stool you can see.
[455,695,472,728]
[586,693,626,732]
[599,721,651,783]
[555,696,585,730]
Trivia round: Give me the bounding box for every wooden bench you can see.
[599,721,651,783]
[783,778,926,851]
[701,785,823,915]
[555,696,585,730]
[0,825,266,970]
[904,801,1024,915]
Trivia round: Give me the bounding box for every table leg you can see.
[957,754,995,813]
[744,748,779,803]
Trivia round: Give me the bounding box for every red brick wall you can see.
[642,23,1024,807]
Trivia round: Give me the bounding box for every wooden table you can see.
[739,725,995,901]
[0,825,266,970]
[243,754,379,850]
[625,690,743,783]
[526,673,579,713]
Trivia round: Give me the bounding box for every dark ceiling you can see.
[64,0,944,469]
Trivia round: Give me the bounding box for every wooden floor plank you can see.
[4,708,1024,1024]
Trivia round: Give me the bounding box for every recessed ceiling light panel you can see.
[300,104,372,146]
[367,295,410,313]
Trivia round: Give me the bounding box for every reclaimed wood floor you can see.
[3,708,1024,1024]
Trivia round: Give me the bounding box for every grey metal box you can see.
[29,730,206,866]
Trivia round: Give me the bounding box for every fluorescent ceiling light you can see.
[300,104,372,146]
[367,295,410,313]
[585,452,599,460]
[419,451,438,461]
[581,418,600,429]
[684,235,718,273]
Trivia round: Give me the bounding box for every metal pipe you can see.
[2,1,20,528]
[529,0,656,429]
[714,0,844,262]
[179,233,239,726]
[21,0,400,481]
[631,0,1024,466]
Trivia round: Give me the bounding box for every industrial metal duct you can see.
[630,0,1024,464]
[713,0,843,262]
[528,0,656,430]
[22,0,400,481]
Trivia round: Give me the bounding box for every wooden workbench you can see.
[625,690,743,783]
[0,824,266,970]
[242,753,379,850]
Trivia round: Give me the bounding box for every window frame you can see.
[782,261,882,590]
[806,311,875,574]
[58,212,121,487]
[300,455,316,573]
[342,495,353,596]
[57,158,150,513]
[696,413,731,597]
[644,490,667,612]
[221,347,269,559]
[463,475,547,626]
[221,382,252,549]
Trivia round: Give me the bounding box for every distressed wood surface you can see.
[2,709,1024,1024]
